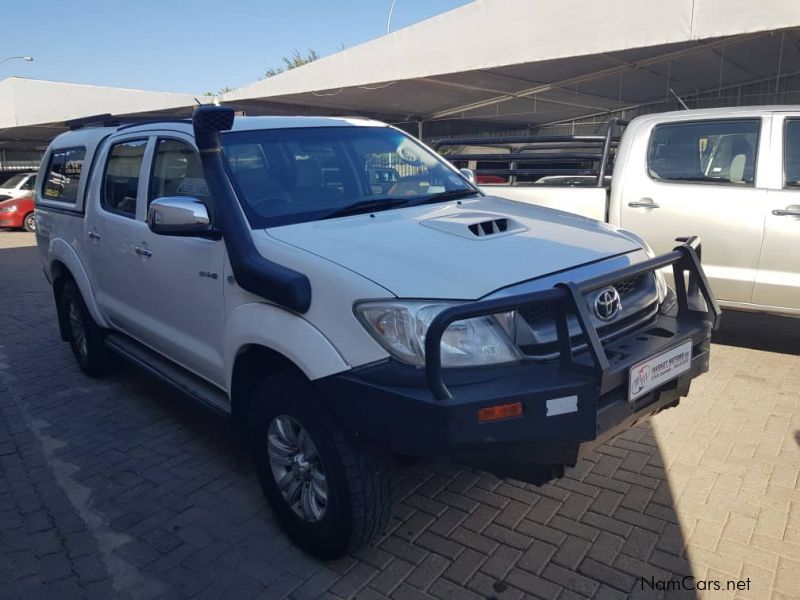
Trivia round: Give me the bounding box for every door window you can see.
[42,147,86,203]
[784,119,800,188]
[648,119,760,185]
[149,139,210,204]
[102,139,147,217]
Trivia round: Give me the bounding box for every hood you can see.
[266,195,641,299]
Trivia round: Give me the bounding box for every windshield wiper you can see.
[323,197,411,219]
[406,188,480,207]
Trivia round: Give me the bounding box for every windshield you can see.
[2,174,28,188]
[221,126,475,228]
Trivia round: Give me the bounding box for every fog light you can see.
[477,401,523,422]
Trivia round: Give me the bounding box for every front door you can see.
[128,135,227,386]
[619,117,767,305]
[752,116,800,314]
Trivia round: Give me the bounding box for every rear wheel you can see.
[60,281,119,377]
[249,373,391,559]
[23,212,36,232]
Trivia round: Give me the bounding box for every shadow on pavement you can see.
[713,309,800,355]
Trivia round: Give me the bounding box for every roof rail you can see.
[65,113,118,130]
[65,113,192,131]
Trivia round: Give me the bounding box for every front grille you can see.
[515,273,657,360]
[517,303,659,359]
[615,276,642,297]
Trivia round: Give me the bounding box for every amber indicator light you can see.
[477,402,523,422]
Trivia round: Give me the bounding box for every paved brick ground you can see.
[0,230,798,600]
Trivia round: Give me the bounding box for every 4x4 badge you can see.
[594,286,621,321]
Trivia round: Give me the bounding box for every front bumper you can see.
[317,238,720,485]
[0,215,22,228]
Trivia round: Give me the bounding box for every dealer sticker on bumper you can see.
[628,340,692,401]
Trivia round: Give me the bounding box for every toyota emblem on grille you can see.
[594,286,622,321]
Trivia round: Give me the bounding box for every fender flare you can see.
[224,302,349,390]
[48,237,109,328]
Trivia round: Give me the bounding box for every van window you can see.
[43,148,86,203]
[648,119,760,185]
[149,139,210,204]
[102,140,147,217]
[784,119,800,188]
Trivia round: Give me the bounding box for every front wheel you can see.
[249,373,392,559]
[23,212,36,232]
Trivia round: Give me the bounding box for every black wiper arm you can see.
[406,188,480,207]
[323,198,410,219]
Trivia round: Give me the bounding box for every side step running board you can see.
[105,333,230,416]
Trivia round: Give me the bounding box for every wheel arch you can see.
[225,303,351,435]
[229,344,308,434]
[47,238,108,332]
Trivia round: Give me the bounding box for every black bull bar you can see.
[424,237,721,401]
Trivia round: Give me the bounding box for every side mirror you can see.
[459,168,477,184]
[147,196,219,238]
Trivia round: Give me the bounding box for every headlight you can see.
[0,205,18,213]
[355,301,521,368]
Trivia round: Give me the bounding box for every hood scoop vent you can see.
[469,218,509,237]
[420,211,527,240]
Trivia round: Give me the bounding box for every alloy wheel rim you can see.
[267,415,328,522]
[68,301,88,359]
[25,214,36,231]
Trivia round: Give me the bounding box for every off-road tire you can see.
[60,281,119,377]
[249,373,392,559]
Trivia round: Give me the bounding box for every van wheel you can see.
[249,373,391,559]
[23,212,36,232]
[60,281,119,377]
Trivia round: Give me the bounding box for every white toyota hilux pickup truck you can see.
[35,106,719,559]
[441,106,800,318]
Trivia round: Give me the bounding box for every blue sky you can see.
[1,0,472,94]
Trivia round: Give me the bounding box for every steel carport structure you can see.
[222,0,800,137]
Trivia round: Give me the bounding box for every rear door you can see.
[84,136,151,335]
[618,117,768,304]
[751,114,800,314]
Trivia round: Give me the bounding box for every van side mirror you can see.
[147,196,219,238]
[459,168,477,184]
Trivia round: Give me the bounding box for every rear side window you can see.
[102,140,147,217]
[148,139,210,204]
[784,119,800,188]
[43,147,86,203]
[648,119,760,185]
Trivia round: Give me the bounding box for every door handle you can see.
[134,246,152,258]
[628,198,660,209]
[772,206,800,217]
[88,231,101,240]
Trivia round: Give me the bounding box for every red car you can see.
[0,195,36,231]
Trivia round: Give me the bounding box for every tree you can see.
[264,49,320,78]
[203,86,235,97]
